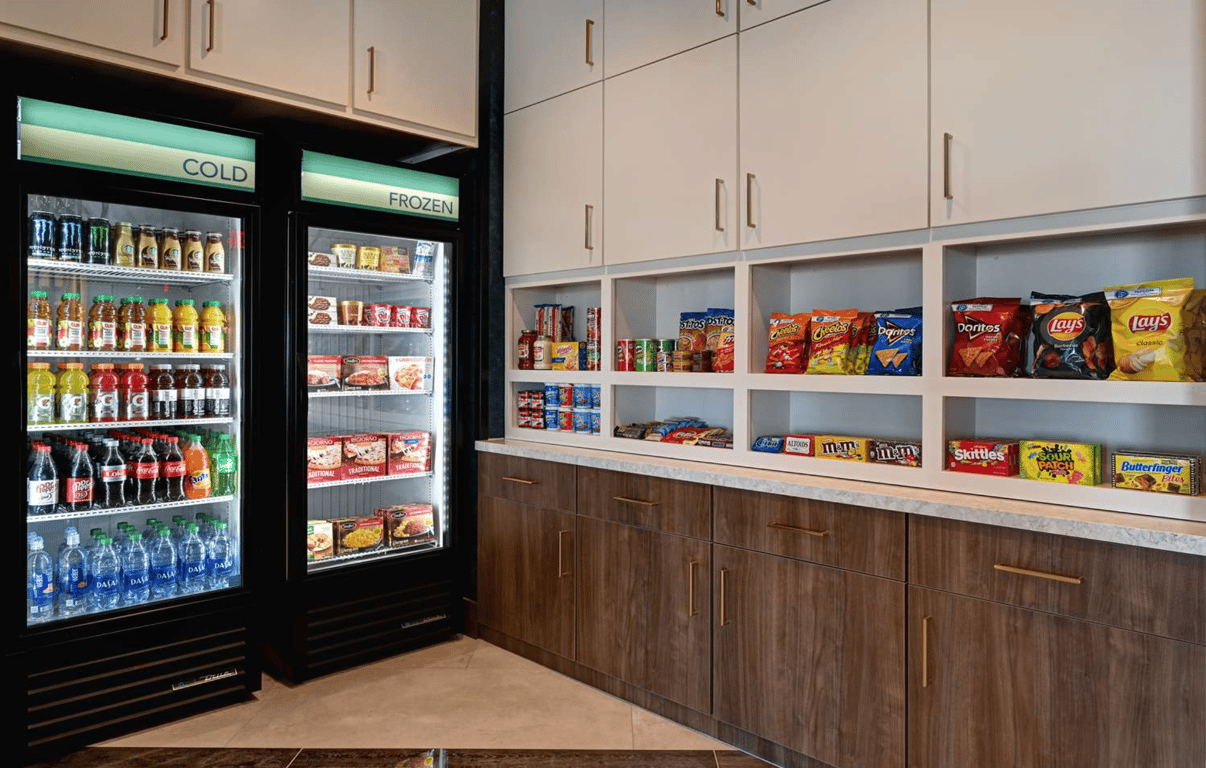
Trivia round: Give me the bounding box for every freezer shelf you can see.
[308,325,431,334]
[309,390,430,399]
[308,264,431,283]
[28,495,236,523]
[27,258,234,285]
[308,471,433,490]
[308,541,441,573]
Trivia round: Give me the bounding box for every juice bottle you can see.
[204,365,231,417]
[122,297,147,351]
[27,362,55,425]
[121,363,150,422]
[88,295,117,351]
[149,364,177,420]
[116,298,131,346]
[89,363,119,423]
[148,298,173,352]
[200,301,227,353]
[57,362,89,424]
[173,299,199,353]
[183,434,212,500]
[56,292,84,351]
[27,290,51,350]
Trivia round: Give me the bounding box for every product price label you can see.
[65,477,93,504]
[28,317,51,348]
[59,393,86,423]
[57,319,83,349]
[28,394,53,424]
[93,390,118,420]
[28,478,56,505]
[163,460,186,478]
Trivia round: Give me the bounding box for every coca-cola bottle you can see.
[97,439,129,509]
[28,444,58,516]
[64,442,95,513]
[160,436,187,502]
[134,438,159,505]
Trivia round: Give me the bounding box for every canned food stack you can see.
[519,305,601,371]
[515,383,601,435]
[28,211,228,273]
[616,308,734,373]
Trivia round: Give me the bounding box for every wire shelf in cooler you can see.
[30,416,234,432]
[27,259,234,285]
[27,495,236,523]
[27,350,235,360]
[308,471,433,490]
[307,324,431,334]
[307,540,442,572]
[308,265,432,284]
[309,389,431,399]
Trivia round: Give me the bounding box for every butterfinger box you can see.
[1111,450,1202,495]
[307,436,342,483]
[342,433,386,480]
[947,439,1020,476]
[1020,440,1101,486]
[814,435,870,462]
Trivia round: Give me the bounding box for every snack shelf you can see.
[309,389,431,398]
[308,540,441,572]
[941,377,1206,407]
[27,350,235,360]
[506,368,605,383]
[307,471,433,490]
[27,495,237,523]
[308,324,431,334]
[30,416,235,432]
[509,428,602,447]
[27,258,234,285]
[746,373,926,396]
[308,264,431,284]
[611,372,737,388]
[936,471,1206,520]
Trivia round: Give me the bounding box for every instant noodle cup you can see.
[1105,278,1198,382]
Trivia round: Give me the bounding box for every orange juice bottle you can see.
[183,433,212,499]
[173,299,199,353]
[200,301,226,353]
[148,298,173,352]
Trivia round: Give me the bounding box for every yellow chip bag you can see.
[806,309,860,375]
[1104,278,1198,382]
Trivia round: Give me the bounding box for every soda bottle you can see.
[97,439,129,508]
[149,525,177,600]
[90,537,120,612]
[28,444,58,516]
[27,534,55,624]
[133,438,158,505]
[57,528,89,618]
[64,441,95,512]
[121,363,150,422]
[122,532,150,605]
[27,362,55,425]
[207,521,235,590]
[183,434,211,499]
[212,434,238,496]
[56,362,88,424]
[204,365,231,417]
[160,436,187,502]
[179,523,207,594]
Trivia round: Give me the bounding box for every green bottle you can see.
[212,434,238,497]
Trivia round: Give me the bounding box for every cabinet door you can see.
[604,37,737,266]
[740,0,927,250]
[604,0,735,78]
[188,0,349,106]
[0,0,182,66]
[478,496,575,658]
[932,0,1206,225]
[646,533,710,713]
[503,84,603,276]
[909,587,1206,768]
[714,546,904,768]
[738,0,825,30]
[576,517,646,684]
[353,0,478,138]
[505,0,601,113]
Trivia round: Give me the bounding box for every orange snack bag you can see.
[806,309,860,375]
[765,312,810,373]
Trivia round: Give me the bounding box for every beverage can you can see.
[544,407,559,430]
[589,384,602,409]
[573,385,590,409]
[586,307,601,342]
[559,383,574,408]
[573,409,591,434]
[87,218,111,264]
[589,410,601,435]
[558,407,574,432]
[635,339,657,372]
[616,339,636,372]
[57,214,83,262]
[28,211,55,260]
[543,383,560,407]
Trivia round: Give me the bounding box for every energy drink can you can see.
[28,211,55,260]
[87,218,111,264]
[57,214,83,262]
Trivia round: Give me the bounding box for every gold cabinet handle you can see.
[688,560,699,617]
[715,178,725,232]
[747,0,756,4]
[767,521,829,538]
[613,496,658,507]
[368,46,376,94]
[586,19,595,66]
[921,615,932,688]
[557,529,571,577]
[715,0,724,16]
[745,172,756,228]
[206,0,215,51]
[502,476,540,486]
[584,204,594,250]
[943,132,953,200]
[993,563,1083,585]
[161,0,169,40]
[719,567,729,626]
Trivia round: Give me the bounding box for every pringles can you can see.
[616,339,635,372]
[656,339,675,372]
[635,339,657,372]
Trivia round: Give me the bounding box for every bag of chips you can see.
[867,311,923,375]
[705,308,734,353]
[765,312,809,373]
[1027,292,1113,379]
[678,312,708,357]
[1105,278,1198,381]
[850,311,876,374]
[713,324,735,372]
[806,309,860,375]
[948,298,1030,377]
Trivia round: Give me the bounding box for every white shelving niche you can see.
[503,211,1206,522]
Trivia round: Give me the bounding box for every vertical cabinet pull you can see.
[687,561,699,617]
[161,0,169,40]
[557,530,571,577]
[584,204,594,250]
[714,179,725,232]
[586,19,595,66]
[943,133,953,200]
[718,568,729,626]
[368,47,376,94]
[746,173,756,229]
[715,0,725,16]
[206,0,215,51]
[921,615,932,688]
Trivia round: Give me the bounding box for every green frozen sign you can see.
[18,97,256,191]
[300,150,459,222]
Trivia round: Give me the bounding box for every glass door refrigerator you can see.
[12,96,262,757]
[270,151,461,681]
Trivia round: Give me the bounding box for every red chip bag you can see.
[713,324,735,373]
[948,298,1030,377]
[765,312,810,373]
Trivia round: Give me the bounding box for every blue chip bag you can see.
[751,436,785,453]
[867,312,923,376]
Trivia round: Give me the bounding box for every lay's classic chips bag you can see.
[1104,278,1199,382]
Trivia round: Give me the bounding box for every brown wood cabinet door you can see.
[909,587,1206,768]
[477,496,575,658]
[646,532,711,713]
[714,545,904,768]
[576,516,647,684]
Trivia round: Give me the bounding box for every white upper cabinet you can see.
[604,37,737,265]
[505,0,602,113]
[738,0,825,31]
[740,0,927,249]
[932,0,1206,225]
[0,0,183,66]
[353,0,479,139]
[189,0,349,106]
[603,0,735,78]
[504,83,603,276]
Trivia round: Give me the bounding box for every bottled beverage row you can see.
[28,428,238,515]
[27,517,239,624]
[28,211,230,273]
[28,361,232,425]
[28,290,229,353]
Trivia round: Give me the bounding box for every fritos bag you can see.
[806,309,860,375]
[678,312,708,356]
[713,324,735,372]
[705,308,734,353]
[765,312,809,373]
[1105,278,1198,382]
[948,298,1029,377]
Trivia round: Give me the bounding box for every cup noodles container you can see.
[814,435,870,462]
[379,503,436,548]
[783,435,815,457]
[307,355,342,391]
[332,516,385,555]
[365,303,392,327]
[306,520,334,561]
[380,245,411,274]
[391,305,413,328]
[342,433,386,480]
[307,436,343,483]
[411,306,431,329]
[947,439,1020,476]
[387,431,432,475]
[868,439,923,467]
[342,355,389,390]
[388,356,432,391]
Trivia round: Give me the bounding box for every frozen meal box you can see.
[1020,440,1100,485]
[378,503,436,548]
[342,355,389,390]
[306,520,334,561]
[332,516,385,555]
[342,433,386,480]
[308,309,335,326]
[947,439,1020,476]
[308,296,337,326]
[869,439,923,467]
[387,431,433,475]
[307,251,333,267]
[307,436,342,483]
[389,356,432,391]
[380,245,411,274]
[307,355,341,391]
[814,435,870,462]
[783,435,815,457]
[1111,450,1202,495]
[550,341,586,371]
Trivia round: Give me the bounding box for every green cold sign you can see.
[17,97,256,191]
[301,151,459,222]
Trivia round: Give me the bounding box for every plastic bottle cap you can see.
[30,290,47,298]
[142,439,152,445]
[120,297,130,305]
[29,362,50,369]
[203,300,222,307]
[168,437,178,443]
[62,292,80,300]
[176,299,195,306]
[131,296,144,303]
[187,523,199,532]
[130,533,142,541]
[97,294,114,302]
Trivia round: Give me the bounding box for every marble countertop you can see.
[476,439,1206,557]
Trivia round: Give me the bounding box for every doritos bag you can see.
[868,311,923,376]
[948,298,1029,377]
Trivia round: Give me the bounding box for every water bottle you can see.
[149,525,177,600]
[27,534,55,624]
[90,537,121,612]
[122,532,150,606]
[207,521,235,590]
[57,528,89,617]
[57,525,79,590]
[179,523,207,594]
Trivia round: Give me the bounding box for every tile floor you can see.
[97,637,731,752]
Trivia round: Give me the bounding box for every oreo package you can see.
[751,436,785,453]
[1027,292,1113,379]
[867,311,923,376]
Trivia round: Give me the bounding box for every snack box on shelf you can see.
[307,436,343,483]
[378,503,436,548]
[307,355,342,392]
[814,435,871,462]
[331,516,385,555]
[308,296,336,326]
[784,435,814,457]
[307,520,334,562]
[388,356,432,391]
[868,439,923,467]
[387,431,432,475]
[1019,440,1101,486]
[341,433,387,480]
[947,439,1021,476]
[1111,450,1202,495]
